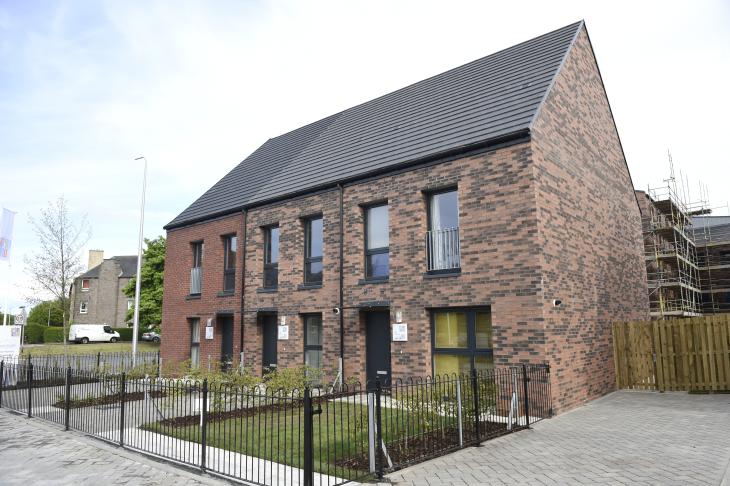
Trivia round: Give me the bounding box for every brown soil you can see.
[53,390,166,409]
[335,421,513,471]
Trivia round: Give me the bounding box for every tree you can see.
[26,299,65,326]
[0,312,14,325]
[123,236,165,333]
[24,197,91,327]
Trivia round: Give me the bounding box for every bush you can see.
[43,327,66,343]
[24,324,46,344]
[112,327,143,341]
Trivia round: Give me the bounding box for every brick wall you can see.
[161,25,648,412]
[163,142,547,382]
[530,26,649,412]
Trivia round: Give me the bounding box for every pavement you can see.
[1,390,729,485]
[0,409,226,486]
[386,390,730,486]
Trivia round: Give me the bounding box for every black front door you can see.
[262,314,278,372]
[366,311,392,387]
[220,315,234,371]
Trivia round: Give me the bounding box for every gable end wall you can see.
[531,27,649,412]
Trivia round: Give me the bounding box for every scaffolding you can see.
[695,215,730,314]
[642,155,730,318]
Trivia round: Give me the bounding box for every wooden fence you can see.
[612,315,730,392]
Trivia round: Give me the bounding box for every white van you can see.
[69,324,120,344]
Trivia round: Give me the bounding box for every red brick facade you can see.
[161,25,648,413]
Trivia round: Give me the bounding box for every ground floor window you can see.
[190,318,200,368]
[432,308,493,376]
[303,314,323,371]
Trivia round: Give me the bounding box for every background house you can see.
[71,250,138,327]
[161,21,649,413]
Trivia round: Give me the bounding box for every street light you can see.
[132,156,148,367]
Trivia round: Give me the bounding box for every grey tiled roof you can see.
[79,255,139,279]
[166,21,583,229]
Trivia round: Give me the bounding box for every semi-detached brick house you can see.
[161,20,649,413]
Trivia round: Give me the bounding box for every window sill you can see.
[217,291,235,298]
[358,277,389,285]
[185,294,201,300]
[257,287,278,294]
[297,283,323,291]
[424,270,461,279]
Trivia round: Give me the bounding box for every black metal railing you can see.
[0,351,159,374]
[0,362,550,486]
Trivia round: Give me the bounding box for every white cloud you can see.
[1,0,728,312]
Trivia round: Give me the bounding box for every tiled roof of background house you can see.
[166,20,583,229]
[79,255,139,279]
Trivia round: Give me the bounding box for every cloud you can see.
[1,0,729,311]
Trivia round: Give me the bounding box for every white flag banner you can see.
[0,208,17,262]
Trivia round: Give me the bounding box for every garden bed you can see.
[53,390,166,409]
[334,420,511,470]
[2,376,99,390]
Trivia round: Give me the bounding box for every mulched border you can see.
[52,390,166,409]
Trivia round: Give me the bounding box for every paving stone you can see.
[0,410,224,485]
[387,391,730,486]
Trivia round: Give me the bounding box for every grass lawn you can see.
[145,397,460,480]
[21,341,160,355]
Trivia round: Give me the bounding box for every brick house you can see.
[161,21,648,412]
[71,250,138,327]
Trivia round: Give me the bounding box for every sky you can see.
[1,0,729,313]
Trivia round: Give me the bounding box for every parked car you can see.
[141,331,161,343]
[69,324,120,344]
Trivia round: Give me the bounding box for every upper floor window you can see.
[81,279,90,291]
[190,241,203,295]
[427,189,460,272]
[80,302,88,314]
[223,235,237,293]
[365,204,389,279]
[304,217,323,284]
[263,226,280,289]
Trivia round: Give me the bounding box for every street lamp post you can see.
[132,156,148,367]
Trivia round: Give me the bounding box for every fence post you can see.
[303,388,314,486]
[200,378,208,472]
[27,362,33,418]
[471,368,480,444]
[0,360,4,409]
[522,364,530,428]
[375,378,384,479]
[65,367,71,431]
[119,372,126,446]
[96,352,101,372]
[456,377,463,447]
[157,351,161,378]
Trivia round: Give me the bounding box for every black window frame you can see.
[190,318,201,368]
[263,225,279,289]
[430,307,493,376]
[426,186,461,274]
[364,203,389,279]
[303,313,323,367]
[222,234,237,293]
[304,216,323,285]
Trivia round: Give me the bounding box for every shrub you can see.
[112,327,143,341]
[43,327,66,343]
[24,324,46,344]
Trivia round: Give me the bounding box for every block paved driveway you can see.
[0,409,226,486]
[386,390,730,486]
